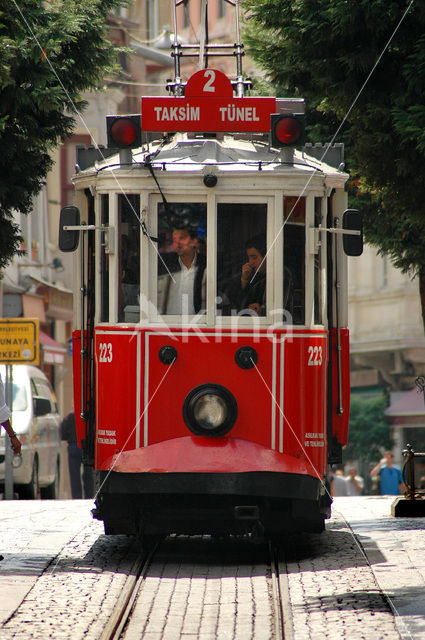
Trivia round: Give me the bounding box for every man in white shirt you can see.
[345,467,364,496]
[0,372,21,455]
[158,227,206,315]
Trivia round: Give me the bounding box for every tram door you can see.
[80,191,96,464]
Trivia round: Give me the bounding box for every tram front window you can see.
[119,194,140,322]
[217,204,267,317]
[157,203,207,316]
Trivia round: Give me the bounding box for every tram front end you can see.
[61,66,362,538]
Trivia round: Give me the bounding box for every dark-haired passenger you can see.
[158,226,206,315]
[221,234,267,316]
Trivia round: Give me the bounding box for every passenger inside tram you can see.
[217,203,268,317]
[158,226,206,315]
[220,234,267,316]
[157,203,207,316]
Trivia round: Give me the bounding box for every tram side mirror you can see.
[59,205,80,252]
[342,209,363,256]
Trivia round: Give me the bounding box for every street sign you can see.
[0,319,40,365]
[141,69,276,133]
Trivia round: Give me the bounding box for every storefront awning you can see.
[30,275,73,321]
[385,388,425,417]
[39,331,66,365]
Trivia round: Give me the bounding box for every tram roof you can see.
[76,134,346,179]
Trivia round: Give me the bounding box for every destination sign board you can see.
[142,69,276,133]
[0,319,39,365]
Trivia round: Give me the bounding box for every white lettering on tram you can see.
[152,105,261,123]
[153,106,201,121]
[219,105,260,122]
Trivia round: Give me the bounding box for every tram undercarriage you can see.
[93,470,331,537]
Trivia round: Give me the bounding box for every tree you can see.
[243,0,425,326]
[0,0,126,269]
[342,396,392,469]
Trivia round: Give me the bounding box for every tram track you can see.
[99,535,291,640]
[99,541,159,640]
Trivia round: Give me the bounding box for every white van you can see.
[0,365,61,499]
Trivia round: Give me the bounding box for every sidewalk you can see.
[0,500,95,627]
[334,496,425,640]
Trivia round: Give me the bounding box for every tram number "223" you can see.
[99,342,113,363]
[307,345,323,366]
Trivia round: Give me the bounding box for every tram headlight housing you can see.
[183,384,238,436]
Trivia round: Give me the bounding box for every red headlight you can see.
[270,114,305,148]
[106,115,141,148]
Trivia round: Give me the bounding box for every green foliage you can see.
[343,396,392,465]
[0,0,126,269]
[243,0,425,286]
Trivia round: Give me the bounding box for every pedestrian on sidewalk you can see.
[370,451,406,495]
[0,372,21,456]
[0,371,22,561]
[345,467,364,496]
[60,411,94,499]
[331,467,348,496]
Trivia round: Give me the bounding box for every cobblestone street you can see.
[0,498,423,639]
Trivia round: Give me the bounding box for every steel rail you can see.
[269,542,295,640]
[99,542,158,640]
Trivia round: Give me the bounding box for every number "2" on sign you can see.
[203,69,216,93]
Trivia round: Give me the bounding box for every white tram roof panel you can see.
[77,134,346,178]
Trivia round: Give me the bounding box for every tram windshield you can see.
[115,197,309,325]
[157,203,207,316]
[217,203,267,317]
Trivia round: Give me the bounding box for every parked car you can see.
[0,365,61,499]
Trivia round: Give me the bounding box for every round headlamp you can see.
[183,384,237,436]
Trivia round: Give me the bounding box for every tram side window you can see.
[284,197,305,325]
[119,194,140,322]
[217,204,267,317]
[157,203,207,316]
[100,195,109,322]
[314,197,323,325]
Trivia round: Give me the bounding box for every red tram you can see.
[59,7,362,538]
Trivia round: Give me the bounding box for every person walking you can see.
[370,451,406,495]
[0,372,21,456]
[60,411,94,499]
[331,468,348,496]
[345,467,364,496]
[0,371,22,561]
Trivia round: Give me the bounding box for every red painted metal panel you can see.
[141,69,276,133]
[103,435,316,475]
[331,328,350,446]
[94,332,141,469]
[282,335,328,476]
[145,332,274,447]
[141,96,276,132]
[185,69,234,97]
[91,327,331,480]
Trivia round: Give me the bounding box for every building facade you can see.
[348,245,425,463]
